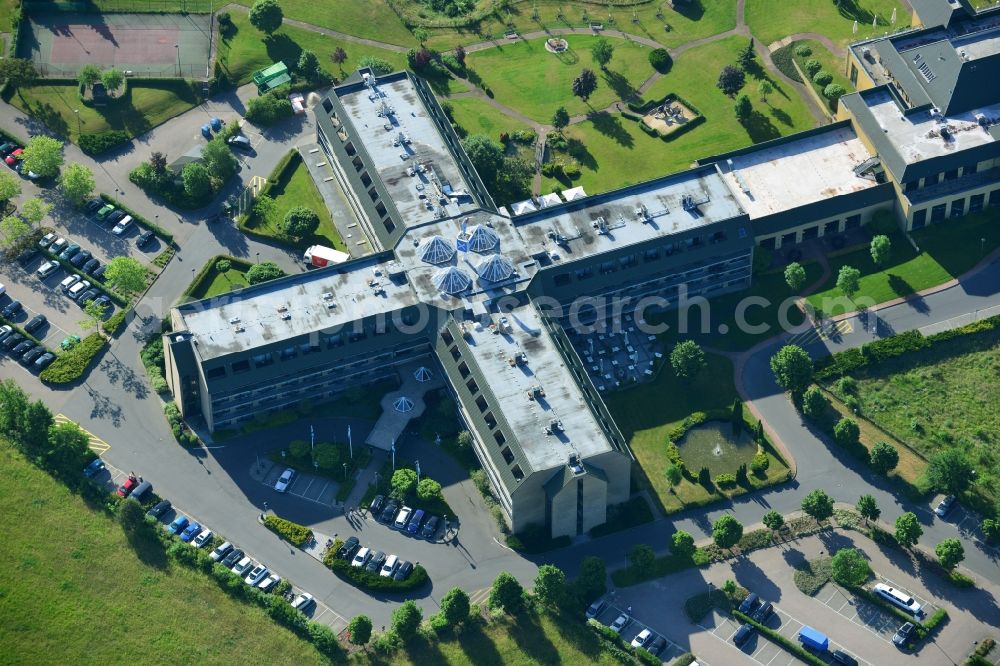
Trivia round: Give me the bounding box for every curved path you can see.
[766,33,847,58]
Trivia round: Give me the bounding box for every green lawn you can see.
[7,81,200,142]
[745,0,909,47]
[244,152,346,253]
[0,442,324,665]
[790,39,855,113]
[543,36,818,195]
[604,353,789,513]
[231,0,416,46]
[465,34,656,123]
[828,331,1000,510]
[187,255,252,300]
[807,210,1000,317]
[448,95,531,139]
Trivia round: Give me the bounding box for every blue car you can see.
[406,509,425,536]
[167,515,189,535]
[210,117,223,132]
[201,124,212,139]
[82,457,105,478]
[180,521,202,542]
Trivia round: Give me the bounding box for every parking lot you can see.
[811,578,937,645]
[259,459,338,507]
[592,600,691,663]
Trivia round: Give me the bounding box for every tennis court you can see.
[19,12,212,77]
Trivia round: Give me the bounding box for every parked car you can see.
[95,204,115,221]
[274,467,295,492]
[193,529,214,548]
[0,325,10,343]
[231,555,253,576]
[59,274,81,292]
[116,475,139,497]
[831,649,859,666]
[23,314,47,334]
[291,593,314,611]
[82,258,101,274]
[50,237,68,254]
[609,613,630,634]
[180,521,202,542]
[11,340,34,357]
[201,124,212,139]
[753,601,773,623]
[351,547,371,568]
[209,541,233,562]
[934,495,955,518]
[892,622,915,648]
[137,230,155,247]
[69,249,92,267]
[365,550,386,574]
[34,352,55,369]
[585,599,606,620]
[78,289,100,306]
[738,592,759,614]
[369,494,385,516]
[873,583,923,617]
[39,232,56,248]
[5,148,23,166]
[21,346,45,365]
[107,209,126,224]
[210,117,223,131]
[36,260,59,278]
[112,216,133,235]
[147,499,172,518]
[420,515,440,540]
[83,198,104,214]
[227,134,252,151]
[91,295,113,314]
[2,333,24,350]
[258,573,281,592]
[1,300,22,317]
[630,629,653,649]
[337,536,360,560]
[405,508,425,535]
[733,623,754,646]
[59,243,81,260]
[167,515,189,534]
[244,564,268,586]
[393,506,413,530]
[392,560,413,581]
[379,554,399,578]
[68,280,92,300]
[648,636,667,657]
[61,335,81,350]
[378,499,399,524]
[83,457,106,478]
[221,548,245,568]
[0,142,18,156]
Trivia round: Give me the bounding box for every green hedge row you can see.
[39,333,106,384]
[733,610,826,666]
[263,515,313,547]
[585,619,660,666]
[98,193,175,244]
[102,310,128,337]
[0,313,44,346]
[323,547,429,592]
[79,130,130,156]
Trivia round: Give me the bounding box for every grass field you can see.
[245,153,346,253]
[543,36,818,195]
[827,332,1000,507]
[232,0,415,46]
[465,34,656,123]
[447,95,531,139]
[790,39,855,113]
[191,262,250,299]
[604,353,789,513]
[7,80,199,142]
[0,442,324,665]
[744,0,909,47]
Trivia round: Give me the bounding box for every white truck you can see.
[303,245,348,268]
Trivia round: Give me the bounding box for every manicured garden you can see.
[789,40,855,114]
[744,0,908,47]
[185,255,252,300]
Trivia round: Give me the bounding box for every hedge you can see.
[771,44,803,82]
[263,515,313,547]
[0,314,44,346]
[733,611,826,666]
[164,401,199,447]
[102,310,128,337]
[79,131,130,156]
[39,333,106,384]
[98,193,175,244]
[323,548,429,592]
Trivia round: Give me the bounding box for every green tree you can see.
[0,379,30,442]
[0,215,30,250]
[215,259,232,274]
[182,162,213,201]
[21,135,64,178]
[202,136,239,182]
[801,489,834,523]
[487,571,524,614]
[20,197,52,228]
[390,600,422,641]
[413,27,428,44]
[416,477,442,501]
[288,439,309,458]
[784,261,806,291]
[671,530,696,559]
[438,587,470,627]
[577,555,606,603]
[981,518,1000,542]
[926,449,973,496]
[43,419,88,476]
[894,511,923,548]
[456,430,472,449]
[629,543,655,574]
[78,63,101,88]
[801,386,828,420]
[533,564,567,607]
[837,265,861,298]
[59,163,95,207]
[347,614,372,647]
[390,468,418,498]
[824,83,846,100]
[249,0,284,35]
[246,261,285,285]
[461,134,505,185]
[757,79,773,103]
[253,194,277,225]
[935,538,964,571]
[282,206,320,239]
[552,106,570,130]
[0,171,21,205]
[868,442,899,475]
[665,463,682,490]
[105,256,147,294]
[833,417,860,448]
[856,494,880,524]
[0,58,38,90]
[716,65,745,97]
[297,50,321,80]
[78,299,107,333]
[830,547,871,586]
[648,48,672,73]
[712,514,743,551]
[590,37,614,68]
[769,344,813,397]
[737,38,757,71]
[670,339,706,381]
[762,510,785,533]
[358,56,393,75]
[870,234,891,267]
[100,68,124,95]
[734,94,752,121]
[572,68,598,103]
[116,497,146,534]
[330,47,348,74]
[314,442,340,469]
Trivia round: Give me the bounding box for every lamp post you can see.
[256,251,260,264]
[175,44,180,77]
[982,237,986,256]
[73,109,80,136]
[343,462,348,480]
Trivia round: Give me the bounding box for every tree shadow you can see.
[673,0,705,22]
[265,34,303,73]
[601,69,640,104]
[565,136,599,169]
[455,620,505,666]
[548,609,607,658]
[27,101,70,137]
[742,110,780,142]
[587,111,633,148]
[770,107,793,127]
[124,521,169,569]
[508,612,561,665]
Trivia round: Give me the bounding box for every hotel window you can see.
[911,208,927,229]
[475,395,488,413]
[944,169,958,181]
[845,215,861,230]
[494,430,506,445]
[931,203,947,222]
[501,447,515,464]
[206,366,226,379]
[802,226,819,240]
[991,189,1000,207]
[823,220,840,235]
[950,198,965,218]
[232,360,251,374]
[969,193,985,213]
[924,173,940,187]
[252,353,273,368]
[322,98,333,113]
[964,163,978,176]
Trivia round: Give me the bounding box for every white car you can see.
[609,613,630,634]
[380,554,399,578]
[38,233,56,248]
[50,237,68,254]
[351,546,371,568]
[68,280,91,300]
[231,555,253,576]
[244,563,268,586]
[209,541,233,562]
[36,260,59,278]
[192,529,214,548]
[274,468,295,493]
[59,274,80,292]
[112,215,133,235]
[630,629,652,649]
[258,573,282,592]
[291,592,314,610]
[393,506,413,530]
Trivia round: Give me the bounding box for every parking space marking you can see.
[55,413,110,453]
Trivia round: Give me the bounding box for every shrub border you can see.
[39,332,107,384]
[323,544,430,593]
[733,610,827,666]
[98,193,175,244]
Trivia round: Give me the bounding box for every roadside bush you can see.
[164,401,199,447]
[649,48,672,73]
[750,451,769,475]
[263,515,313,546]
[102,310,128,336]
[812,70,833,86]
[803,59,822,76]
[79,131,129,156]
[325,555,429,592]
[39,333,106,384]
[246,91,294,126]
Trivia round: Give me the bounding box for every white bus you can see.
[873,583,923,617]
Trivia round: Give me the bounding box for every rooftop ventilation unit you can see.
[592,217,609,234]
[432,266,471,294]
[475,253,515,282]
[280,313,292,321]
[976,113,987,126]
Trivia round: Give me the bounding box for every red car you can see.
[116,475,139,497]
[5,148,23,166]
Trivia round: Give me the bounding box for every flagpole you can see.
[391,439,396,471]
[348,425,353,460]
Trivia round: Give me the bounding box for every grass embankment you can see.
[185,255,252,300]
[447,96,531,139]
[0,442,324,664]
[790,40,855,114]
[745,0,908,47]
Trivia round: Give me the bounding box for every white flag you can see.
[853,19,858,34]
[873,15,877,29]
[891,8,897,24]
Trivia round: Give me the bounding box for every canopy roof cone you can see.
[432,266,472,294]
[476,253,515,282]
[414,367,433,382]
[419,235,455,264]
[393,396,414,413]
[467,224,499,253]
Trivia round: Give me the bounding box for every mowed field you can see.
[0,443,324,665]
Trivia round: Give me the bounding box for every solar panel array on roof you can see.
[476,253,515,282]
[432,266,472,294]
[419,235,456,264]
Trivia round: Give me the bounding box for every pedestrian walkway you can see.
[365,363,445,450]
[345,449,386,509]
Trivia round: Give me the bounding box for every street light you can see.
[343,462,348,480]
[982,237,987,255]
[73,109,80,136]
[175,44,180,77]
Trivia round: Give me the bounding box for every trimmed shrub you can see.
[803,59,822,76]
[649,48,672,73]
[812,70,833,86]
[39,333,106,384]
[263,515,313,546]
[79,131,129,156]
[794,44,812,57]
[164,401,199,447]
[102,310,128,337]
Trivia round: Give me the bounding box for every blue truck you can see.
[798,626,829,652]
